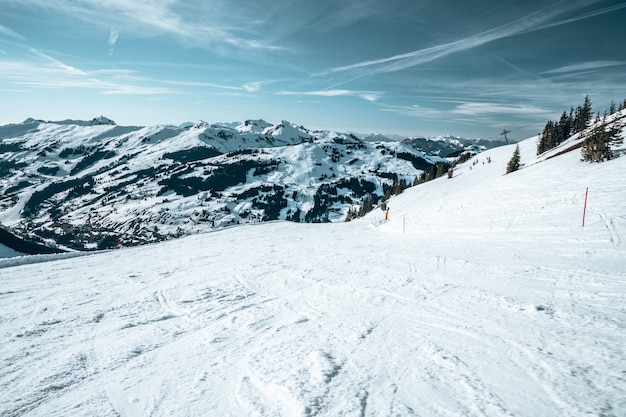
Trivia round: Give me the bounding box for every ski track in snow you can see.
[1,136,626,416]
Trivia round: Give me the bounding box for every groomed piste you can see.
[1,128,625,416]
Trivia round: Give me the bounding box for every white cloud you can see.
[28,49,87,76]
[323,0,613,78]
[0,23,26,40]
[164,80,242,91]
[242,81,273,93]
[278,89,382,102]
[543,61,624,75]
[532,1,626,32]
[452,102,546,116]
[7,0,284,52]
[102,85,180,95]
[381,104,445,119]
[1,50,182,96]
[108,29,119,56]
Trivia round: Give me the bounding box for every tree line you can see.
[537,95,594,155]
[536,96,625,162]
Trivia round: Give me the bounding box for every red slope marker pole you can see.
[582,187,589,227]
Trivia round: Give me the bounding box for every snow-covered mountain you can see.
[1,113,624,416]
[402,134,505,157]
[0,118,466,251]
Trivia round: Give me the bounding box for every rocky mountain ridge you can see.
[0,117,496,251]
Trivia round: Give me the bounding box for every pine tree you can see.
[358,195,373,217]
[581,124,623,162]
[345,205,357,222]
[537,121,555,155]
[609,100,617,115]
[574,95,593,133]
[435,162,445,178]
[506,144,521,174]
[558,111,572,142]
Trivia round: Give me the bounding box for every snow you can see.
[1,117,442,246]
[1,134,625,416]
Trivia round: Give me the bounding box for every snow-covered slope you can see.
[1,121,625,416]
[0,118,451,250]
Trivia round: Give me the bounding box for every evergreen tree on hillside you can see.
[559,110,573,139]
[581,124,623,162]
[506,144,521,174]
[358,194,374,217]
[574,95,593,133]
[538,97,594,155]
[537,121,556,155]
[435,162,446,178]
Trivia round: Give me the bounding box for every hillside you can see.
[0,118,493,252]
[1,120,625,416]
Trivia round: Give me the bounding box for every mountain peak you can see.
[192,120,211,129]
[90,116,116,126]
[263,120,311,138]
[236,119,272,133]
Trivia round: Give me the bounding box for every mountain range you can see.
[0,118,501,251]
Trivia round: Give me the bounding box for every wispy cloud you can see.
[1,46,277,98]
[0,23,26,40]
[28,48,87,76]
[543,61,625,74]
[0,50,181,95]
[278,89,382,102]
[323,0,611,78]
[101,85,180,95]
[163,80,243,91]
[13,75,181,96]
[531,1,626,32]
[381,104,445,119]
[108,29,119,56]
[242,81,275,93]
[161,79,274,94]
[6,0,285,52]
[452,102,547,116]
[382,101,550,136]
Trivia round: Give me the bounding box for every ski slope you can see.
[1,135,625,416]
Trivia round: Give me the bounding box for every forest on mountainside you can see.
[537,96,625,162]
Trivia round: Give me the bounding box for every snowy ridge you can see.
[1,124,624,416]
[402,134,503,157]
[0,117,453,250]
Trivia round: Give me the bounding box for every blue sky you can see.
[1,0,625,139]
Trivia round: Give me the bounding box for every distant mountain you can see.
[402,135,505,158]
[0,117,494,251]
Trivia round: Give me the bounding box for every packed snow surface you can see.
[1,136,625,416]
